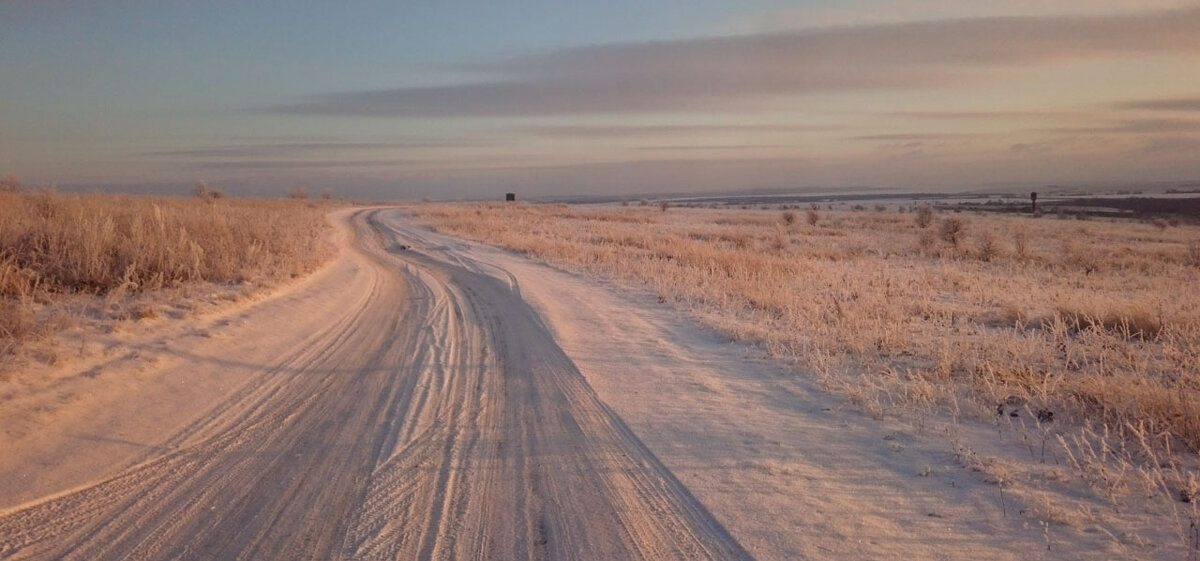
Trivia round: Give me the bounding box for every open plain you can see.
[0,203,1196,560]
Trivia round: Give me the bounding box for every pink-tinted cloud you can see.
[506,124,841,138]
[271,8,1200,118]
[1040,118,1200,134]
[1116,97,1200,111]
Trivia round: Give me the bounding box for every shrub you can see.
[915,205,934,228]
[658,200,670,212]
[770,225,788,251]
[782,211,796,225]
[0,175,20,194]
[806,208,820,226]
[940,217,966,247]
[1013,230,1029,260]
[193,181,223,200]
[976,232,1000,261]
[917,229,938,252]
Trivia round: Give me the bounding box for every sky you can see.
[2,0,1200,199]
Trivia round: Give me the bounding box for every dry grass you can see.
[0,190,333,359]
[415,203,1199,447]
[417,201,1200,551]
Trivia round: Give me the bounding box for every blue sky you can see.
[3,1,1200,198]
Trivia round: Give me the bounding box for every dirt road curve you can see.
[0,209,750,560]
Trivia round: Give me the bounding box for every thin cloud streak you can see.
[184,159,411,171]
[850,133,975,141]
[143,140,485,159]
[1116,97,1200,111]
[1040,118,1200,134]
[632,144,793,151]
[270,8,1200,118]
[885,110,1070,120]
[1141,136,1200,153]
[506,124,842,138]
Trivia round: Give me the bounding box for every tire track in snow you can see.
[0,208,749,561]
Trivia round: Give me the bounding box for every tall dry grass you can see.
[0,191,333,357]
[417,201,1200,551]
[415,202,1199,447]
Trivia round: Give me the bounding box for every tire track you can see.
[0,208,749,561]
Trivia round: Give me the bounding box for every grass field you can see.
[0,190,333,360]
[418,202,1200,447]
[416,201,1200,545]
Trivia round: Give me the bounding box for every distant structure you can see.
[1030,191,1038,214]
[505,192,516,202]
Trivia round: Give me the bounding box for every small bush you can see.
[940,217,966,247]
[915,205,934,228]
[917,229,938,252]
[0,175,20,194]
[770,225,788,252]
[1013,231,1029,259]
[658,200,670,212]
[976,232,1000,261]
[806,208,820,226]
[193,181,224,200]
[782,211,796,225]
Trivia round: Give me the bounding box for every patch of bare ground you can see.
[0,190,336,377]
[415,201,1200,558]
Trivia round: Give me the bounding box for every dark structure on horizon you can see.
[505,192,516,202]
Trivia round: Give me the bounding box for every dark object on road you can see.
[506,192,516,202]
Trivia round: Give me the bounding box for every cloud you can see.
[1040,118,1200,134]
[142,140,482,159]
[727,0,1200,31]
[1115,97,1200,111]
[850,133,973,141]
[270,8,1200,118]
[1009,142,1054,152]
[632,144,791,151]
[1140,136,1200,153]
[183,159,408,171]
[885,110,1068,120]
[506,124,839,138]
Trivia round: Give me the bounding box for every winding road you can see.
[0,208,750,560]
